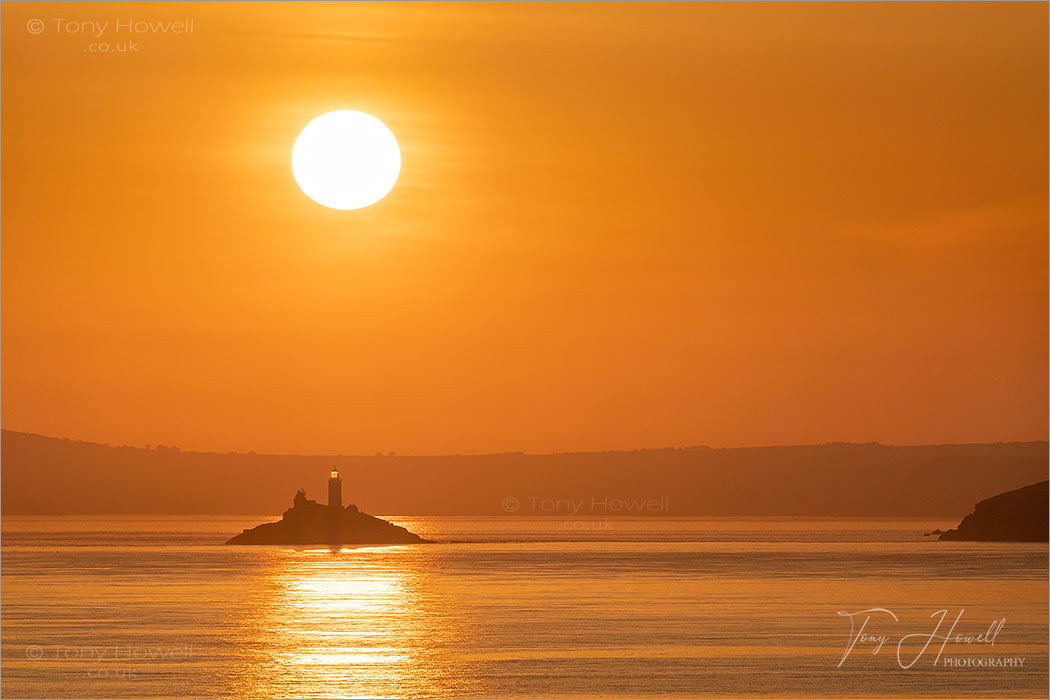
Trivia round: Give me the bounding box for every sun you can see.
[292,110,401,210]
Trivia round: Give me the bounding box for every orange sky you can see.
[2,2,1047,455]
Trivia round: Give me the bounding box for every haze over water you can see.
[2,516,1046,698]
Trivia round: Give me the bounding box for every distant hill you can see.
[1,430,1046,516]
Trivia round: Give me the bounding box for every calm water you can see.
[2,516,1047,698]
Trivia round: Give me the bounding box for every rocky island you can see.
[939,480,1048,542]
[226,468,426,545]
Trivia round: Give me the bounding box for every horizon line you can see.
[3,428,1047,460]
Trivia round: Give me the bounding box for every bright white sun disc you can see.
[292,110,401,210]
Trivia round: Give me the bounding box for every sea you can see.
[1,516,1047,698]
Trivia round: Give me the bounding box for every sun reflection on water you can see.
[227,545,467,698]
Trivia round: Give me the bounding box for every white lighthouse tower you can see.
[328,467,342,509]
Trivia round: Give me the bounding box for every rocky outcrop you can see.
[226,489,426,545]
[939,481,1048,542]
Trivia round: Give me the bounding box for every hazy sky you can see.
[2,2,1047,454]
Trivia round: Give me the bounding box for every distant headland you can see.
[939,480,1048,542]
[3,430,1047,517]
[226,468,426,545]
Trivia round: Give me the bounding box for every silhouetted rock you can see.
[226,489,426,545]
[939,481,1048,542]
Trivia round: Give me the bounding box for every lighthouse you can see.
[328,467,342,509]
